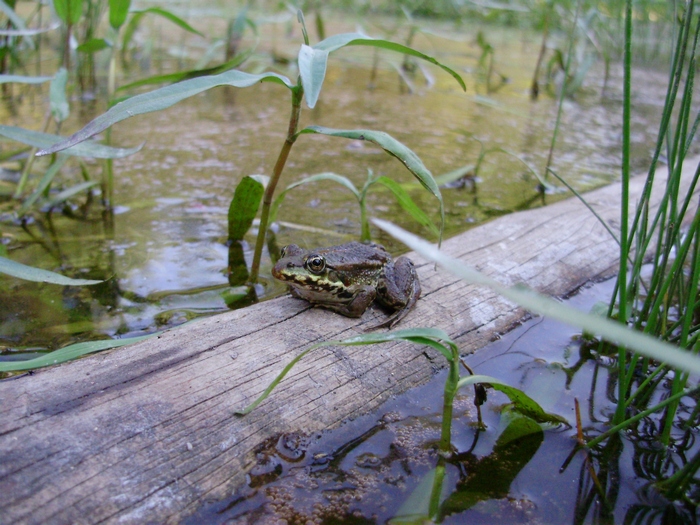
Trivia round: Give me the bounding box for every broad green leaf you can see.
[374,176,440,238]
[54,0,83,25]
[373,219,700,376]
[298,44,328,108]
[18,155,69,215]
[49,68,69,123]
[0,255,101,286]
[37,70,294,156]
[0,74,52,84]
[45,180,99,208]
[228,175,266,242]
[76,37,111,53]
[298,126,444,241]
[313,32,466,92]
[0,335,152,372]
[109,0,130,29]
[271,172,360,224]
[0,125,143,159]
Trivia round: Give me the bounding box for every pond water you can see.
[0,14,674,361]
[186,278,700,524]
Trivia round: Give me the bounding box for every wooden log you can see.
[0,166,694,524]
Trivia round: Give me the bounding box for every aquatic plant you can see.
[36,10,466,288]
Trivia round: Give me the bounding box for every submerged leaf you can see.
[37,70,294,156]
[0,256,102,286]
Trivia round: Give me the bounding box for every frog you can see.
[271,241,421,329]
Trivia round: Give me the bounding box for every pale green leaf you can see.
[298,44,328,108]
[0,255,102,286]
[49,68,69,123]
[0,74,52,84]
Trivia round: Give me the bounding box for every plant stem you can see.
[249,85,303,284]
[439,347,461,455]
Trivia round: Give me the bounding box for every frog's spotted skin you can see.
[272,242,420,328]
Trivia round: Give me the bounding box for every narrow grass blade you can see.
[313,32,466,91]
[228,175,266,242]
[0,335,152,372]
[0,125,143,159]
[45,180,99,208]
[0,256,102,285]
[37,70,294,156]
[374,176,440,238]
[373,219,700,376]
[130,7,204,37]
[18,155,69,216]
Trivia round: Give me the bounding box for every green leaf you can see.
[374,176,440,238]
[228,175,266,242]
[298,126,444,241]
[0,125,143,159]
[117,49,253,92]
[18,155,69,216]
[129,7,204,38]
[109,0,130,29]
[298,44,328,108]
[271,172,360,224]
[76,37,111,53]
[49,67,69,123]
[373,219,700,376]
[36,70,294,156]
[45,180,99,209]
[0,255,102,286]
[54,0,83,25]
[0,74,52,84]
[313,32,466,92]
[0,335,152,372]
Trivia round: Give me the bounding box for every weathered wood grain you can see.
[0,165,694,524]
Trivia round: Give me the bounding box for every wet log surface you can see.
[0,168,693,524]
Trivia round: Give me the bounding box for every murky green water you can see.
[0,16,672,359]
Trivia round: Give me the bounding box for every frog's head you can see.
[272,244,341,292]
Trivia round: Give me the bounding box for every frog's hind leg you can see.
[371,257,421,330]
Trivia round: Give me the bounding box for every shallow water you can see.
[0,16,675,359]
[186,278,700,524]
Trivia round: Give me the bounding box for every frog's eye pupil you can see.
[307,255,325,273]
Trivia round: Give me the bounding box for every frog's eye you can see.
[306,255,325,273]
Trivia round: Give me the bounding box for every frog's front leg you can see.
[374,256,421,328]
[320,285,376,318]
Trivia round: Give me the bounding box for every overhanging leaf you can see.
[313,32,466,92]
[298,44,328,108]
[0,125,143,159]
[297,126,444,241]
[373,219,700,376]
[0,335,152,372]
[36,70,294,156]
[0,256,102,286]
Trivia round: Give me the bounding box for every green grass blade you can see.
[0,255,102,286]
[131,7,204,38]
[0,335,153,372]
[45,180,99,208]
[313,32,466,91]
[373,219,700,376]
[18,155,69,216]
[37,70,294,156]
[298,44,328,109]
[374,176,440,238]
[0,125,143,159]
[228,175,266,242]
